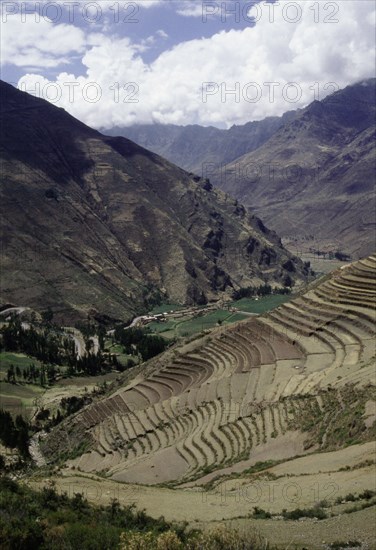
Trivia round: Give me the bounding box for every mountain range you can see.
[107,110,297,177]
[112,80,376,258]
[0,81,308,323]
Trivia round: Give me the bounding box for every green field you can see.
[148,294,292,340]
[104,340,140,367]
[231,294,292,313]
[0,351,42,377]
[147,319,178,336]
[0,380,45,418]
[149,309,246,339]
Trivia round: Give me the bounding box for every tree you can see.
[98,325,106,351]
[85,338,94,354]
[39,365,46,387]
[335,251,351,261]
[6,365,15,383]
[41,307,54,324]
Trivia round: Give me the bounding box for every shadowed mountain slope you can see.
[0,81,307,322]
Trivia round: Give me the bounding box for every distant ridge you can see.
[106,110,297,177]
[112,79,376,258]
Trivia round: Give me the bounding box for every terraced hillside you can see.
[43,256,376,485]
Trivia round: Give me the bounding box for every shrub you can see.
[282,505,327,520]
[252,506,272,519]
[328,541,361,549]
[119,526,269,549]
[358,489,376,500]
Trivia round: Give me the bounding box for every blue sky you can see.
[1,1,375,129]
[2,1,259,81]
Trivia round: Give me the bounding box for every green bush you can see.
[252,506,272,519]
[0,477,179,550]
[0,477,278,550]
[282,505,327,520]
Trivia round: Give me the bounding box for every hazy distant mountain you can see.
[0,81,308,323]
[214,79,376,258]
[110,80,376,258]
[106,110,297,176]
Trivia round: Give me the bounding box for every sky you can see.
[0,0,375,129]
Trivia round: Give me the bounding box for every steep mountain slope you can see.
[106,110,297,176]
[0,81,307,322]
[112,80,376,259]
[217,79,376,258]
[43,255,376,485]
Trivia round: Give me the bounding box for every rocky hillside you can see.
[0,81,307,323]
[106,110,297,176]
[114,80,376,259]
[216,79,376,258]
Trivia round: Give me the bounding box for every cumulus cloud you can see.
[1,14,86,68]
[13,0,376,128]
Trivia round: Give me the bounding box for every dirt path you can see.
[28,432,47,467]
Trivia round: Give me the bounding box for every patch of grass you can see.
[61,440,91,461]
[0,381,45,418]
[0,351,42,375]
[231,294,292,314]
[343,499,376,514]
[174,310,232,337]
[243,460,276,475]
[290,385,376,451]
[200,465,215,476]
[224,312,249,323]
[147,320,177,338]
[201,459,281,492]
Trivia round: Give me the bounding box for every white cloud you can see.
[156,29,168,39]
[0,15,86,68]
[14,0,376,128]
[176,2,206,18]
[21,0,162,10]
[142,29,169,47]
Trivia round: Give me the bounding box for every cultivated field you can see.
[33,255,376,547]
